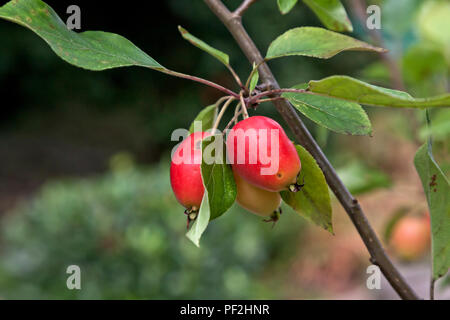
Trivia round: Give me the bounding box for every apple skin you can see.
[170,132,210,210]
[390,215,431,261]
[226,116,301,192]
[233,170,281,217]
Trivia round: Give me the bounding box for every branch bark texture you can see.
[203,0,419,300]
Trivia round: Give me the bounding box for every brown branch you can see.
[234,0,260,17]
[204,0,419,300]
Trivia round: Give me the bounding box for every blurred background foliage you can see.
[0,157,306,299]
[0,0,448,299]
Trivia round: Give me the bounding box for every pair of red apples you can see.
[170,116,301,221]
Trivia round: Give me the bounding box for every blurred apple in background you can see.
[390,213,431,261]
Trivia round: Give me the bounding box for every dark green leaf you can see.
[414,143,450,280]
[178,26,230,66]
[283,84,372,135]
[266,27,385,60]
[186,193,210,247]
[302,0,353,32]
[0,0,165,71]
[201,135,237,220]
[308,76,450,108]
[281,144,333,233]
[277,0,298,14]
[189,104,217,134]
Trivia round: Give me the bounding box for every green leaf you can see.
[281,144,333,233]
[189,104,217,134]
[186,193,210,247]
[0,0,165,71]
[308,76,450,108]
[283,84,372,135]
[266,27,385,60]
[201,135,237,220]
[277,0,298,14]
[302,0,353,32]
[178,26,229,66]
[248,63,259,93]
[414,143,450,280]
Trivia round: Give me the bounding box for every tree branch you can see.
[234,0,260,17]
[165,70,239,98]
[204,0,419,300]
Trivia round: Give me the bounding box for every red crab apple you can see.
[226,116,301,192]
[170,132,210,219]
[233,170,282,218]
[390,214,431,261]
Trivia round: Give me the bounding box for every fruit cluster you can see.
[170,116,301,227]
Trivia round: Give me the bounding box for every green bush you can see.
[0,160,305,299]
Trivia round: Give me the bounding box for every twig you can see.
[248,88,307,104]
[204,0,419,300]
[212,96,236,133]
[234,0,260,17]
[226,64,245,90]
[239,92,249,118]
[256,97,286,104]
[224,107,243,132]
[164,70,239,98]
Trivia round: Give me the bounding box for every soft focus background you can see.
[0,0,449,299]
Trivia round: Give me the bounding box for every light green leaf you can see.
[201,135,237,220]
[414,143,450,280]
[266,27,385,60]
[178,25,229,66]
[186,193,210,247]
[281,144,333,233]
[249,63,259,93]
[302,0,353,32]
[283,84,372,135]
[189,104,217,134]
[0,0,165,71]
[308,76,450,108]
[277,0,298,14]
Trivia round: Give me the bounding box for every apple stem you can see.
[223,109,243,133]
[211,96,236,133]
[239,92,249,119]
